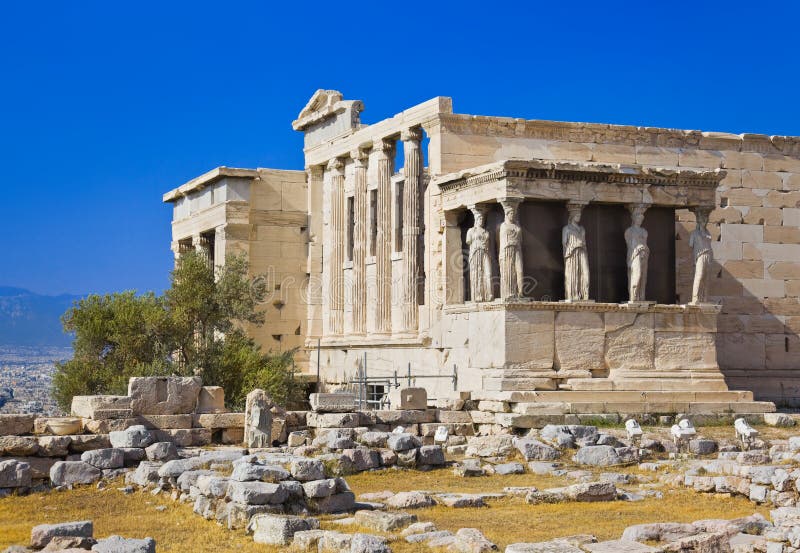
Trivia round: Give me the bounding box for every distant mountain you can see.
[0,287,81,347]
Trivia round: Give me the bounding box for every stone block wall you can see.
[429,114,800,405]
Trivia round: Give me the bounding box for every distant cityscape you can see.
[0,345,71,415]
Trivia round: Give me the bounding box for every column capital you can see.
[306,165,324,180]
[326,157,345,174]
[499,197,523,210]
[372,137,394,156]
[566,200,588,214]
[627,202,650,217]
[350,147,369,167]
[401,127,423,143]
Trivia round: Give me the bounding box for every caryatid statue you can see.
[466,206,493,302]
[562,203,590,301]
[499,199,524,299]
[689,207,713,304]
[625,204,650,302]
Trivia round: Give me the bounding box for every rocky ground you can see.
[3,418,800,552]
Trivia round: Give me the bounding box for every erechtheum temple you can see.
[163,90,800,415]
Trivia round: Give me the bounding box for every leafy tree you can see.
[53,252,297,412]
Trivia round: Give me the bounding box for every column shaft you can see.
[351,149,368,335]
[374,138,394,334]
[401,128,422,332]
[327,158,345,335]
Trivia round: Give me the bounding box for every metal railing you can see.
[346,353,458,410]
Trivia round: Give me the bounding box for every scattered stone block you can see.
[192,413,244,429]
[249,514,319,545]
[128,462,162,487]
[0,436,40,457]
[290,458,325,482]
[137,414,193,430]
[386,491,435,509]
[0,414,35,436]
[515,438,559,461]
[764,413,795,427]
[349,533,390,553]
[573,446,621,466]
[144,442,178,462]
[50,461,102,486]
[128,376,201,416]
[71,395,131,419]
[0,459,31,488]
[435,493,485,508]
[68,435,111,453]
[354,509,417,531]
[388,387,427,410]
[582,540,661,552]
[494,462,525,475]
[245,389,273,448]
[109,425,153,449]
[226,481,288,505]
[306,491,356,513]
[309,393,357,413]
[197,386,226,413]
[387,433,421,452]
[30,520,93,549]
[80,448,124,469]
[453,527,496,552]
[505,541,583,552]
[157,457,204,478]
[92,535,156,553]
[37,436,71,457]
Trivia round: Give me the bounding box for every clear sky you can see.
[1,1,798,296]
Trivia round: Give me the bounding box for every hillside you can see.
[0,287,80,347]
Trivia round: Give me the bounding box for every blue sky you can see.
[1,1,798,296]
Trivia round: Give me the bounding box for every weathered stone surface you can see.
[505,542,583,552]
[435,493,486,508]
[34,417,82,436]
[226,481,288,505]
[43,535,97,550]
[192,413,244,429]
[92,535,156,553]
[128,376,201,415]
[196,475,229,498]
[494,462,525,475]
[417,445,445,466]
[196,386,225,414]
[128,461,162,487]
[37,436,71,457]
[0,414,35,436]
[688,438,718,455]
[388,388,427,410]
[137,414,193,430]
[582,540,661,552]
[387,433,421,452]
[453,527,497,552]
[302,478,338,498]
[306,412,360,429]
[573,446,622,466]
[245,389,273,448]
[250,514,319,545]
[515,438,560,461]
[109,425,153,449]
[68,435,112,453]
[49,461,102,486]
[354,509,417,531]
[230,462,289,483]
[349,533,391,553]
[80,448,124,469]
[386,491,436,509]
[157,457,204,478]
[564,481,617,502]
[0,436,39,457]
[0,459,31,488]
[144,442,178,462]
[309,393,357,413]
[306,491,356,513]
[71,395,131,419]
[341,448,381,471]
[30,520,93,549]
[290,458,325,482]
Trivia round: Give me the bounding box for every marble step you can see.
[471,390,756,403]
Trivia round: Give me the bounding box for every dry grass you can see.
[0,467,770,552]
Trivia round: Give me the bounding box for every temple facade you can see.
[164,91,800,408]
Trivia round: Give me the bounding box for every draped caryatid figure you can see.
[625,204,650,302]
[690,207,713,304]
[466,206,493,302]
[499,199,524,299]
[562,203,589,301]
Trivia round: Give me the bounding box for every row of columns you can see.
[313,127,423,337]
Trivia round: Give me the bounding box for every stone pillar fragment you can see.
[244,389,273,448]
[351,148,368,335]
[401,128,423,332]
[327,158,345,335]
[373,137,394,334]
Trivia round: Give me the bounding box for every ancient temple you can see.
[163,90,800,410]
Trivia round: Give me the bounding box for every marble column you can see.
[373,137,394,334]
[443,210,465,304]
[327,157,345,335]
[306,166,324,338]
[351,148,368,335]
[401,127,422,332]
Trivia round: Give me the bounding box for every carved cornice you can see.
[443,300,721,315]
[437,113,800,156]
[436,160,726,194]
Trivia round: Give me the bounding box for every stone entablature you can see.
[435,159,724,210]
